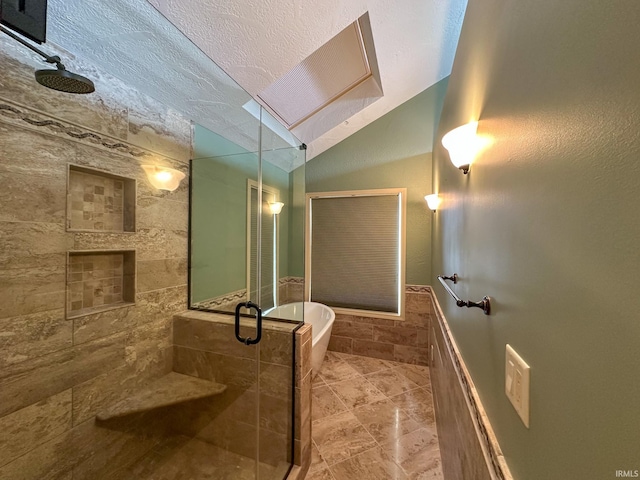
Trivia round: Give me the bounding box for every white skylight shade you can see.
[257,20,372,129]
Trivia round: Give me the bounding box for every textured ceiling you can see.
[149,0,468,160]
[44,0,467,165]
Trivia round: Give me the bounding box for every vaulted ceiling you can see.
[47,0,467,163]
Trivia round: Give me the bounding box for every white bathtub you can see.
[265,302,335,377]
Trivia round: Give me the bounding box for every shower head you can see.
[1,25,95,95]
[35,68,95,94]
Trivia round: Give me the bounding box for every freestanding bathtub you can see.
[265,302,335,377]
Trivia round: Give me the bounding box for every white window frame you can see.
[304,188,406,320]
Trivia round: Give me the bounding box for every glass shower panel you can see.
[260,108,307,322]
[249,184,277,310]
[191,150,260,312]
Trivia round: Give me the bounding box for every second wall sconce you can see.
[141,165,186,192]
[442,121,480,174]
[424,194,441,212]
[269,202,284,215]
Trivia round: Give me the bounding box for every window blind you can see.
[309,193,400,313]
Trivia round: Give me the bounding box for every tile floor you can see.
[306,351,444,480]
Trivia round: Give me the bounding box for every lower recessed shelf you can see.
[96,372,227,421]
[67,250,135,319]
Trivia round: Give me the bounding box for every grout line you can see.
[314,353,444,479]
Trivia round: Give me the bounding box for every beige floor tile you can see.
[318,360,360,385]
[312,385,348,421]
[365,369,420,397]
[380,427,442,479]
[123,437,258,480]
[321,351,345,370]
[393,363,431,388]
[390,387,436,425]
[312,411,377,466]
[328,376,387,410]
[306,467,335,480]
[309,442,330,474]
[353,399,422,444]
[329,446,409,480]
[341,354,395,375]
[312,373,327,389]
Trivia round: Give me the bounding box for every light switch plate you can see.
[505,344,530,428]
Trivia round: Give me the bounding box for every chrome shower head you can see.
[35,68,95,94]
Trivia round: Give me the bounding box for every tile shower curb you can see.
[431,290,514,480]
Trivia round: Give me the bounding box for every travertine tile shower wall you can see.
[171,311,301,476]
[67,252,126,314]
[0,34,191,479]
[68,170,125,231]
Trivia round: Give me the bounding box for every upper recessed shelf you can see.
[67,165,136,233]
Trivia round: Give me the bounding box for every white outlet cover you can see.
[505,344,531,428]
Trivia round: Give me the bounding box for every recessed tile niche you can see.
[67,250,136,318]
[67,165,136,232]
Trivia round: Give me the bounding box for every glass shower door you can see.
[189,110,305,478]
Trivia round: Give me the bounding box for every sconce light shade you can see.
[424,194,441,212]
[441,121,479,174]
[269,202,284,215]
[141,165,186,192]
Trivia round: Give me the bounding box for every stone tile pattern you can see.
[191,277,304,313]
[191,287,247,311]
[280,276,304,306]
[67,252,125,314]
[294,323,312,475]
[171,311,298,473]
[308,351,443,480]
[96,372,227,421]
[68,170,125,231]
[114,436,283,480]
[0,35,190,480]
[429,293,513,480]
[327,287,431,366]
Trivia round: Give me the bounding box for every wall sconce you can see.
[424,194,441,212]
[269,202,284,215]
[441,121,480,174]
[141,165,185,192]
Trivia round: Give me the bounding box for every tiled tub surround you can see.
[430,293,514,480]
[307,351,443,479]
[67,250,135,317]
[327,286,432,365]
[0,33,190,479]
[68,165,136,232]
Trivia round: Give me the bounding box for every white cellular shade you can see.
[309,193,401,313]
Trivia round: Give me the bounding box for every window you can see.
[305,189,406,319]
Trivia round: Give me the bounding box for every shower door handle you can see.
[234,301,262,345]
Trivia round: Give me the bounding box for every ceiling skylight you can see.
[257,16,375,130]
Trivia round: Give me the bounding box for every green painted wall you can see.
[304,79,449,285]
[288,166,306,277]
[432,1,640,478]
[191,125,298,302]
